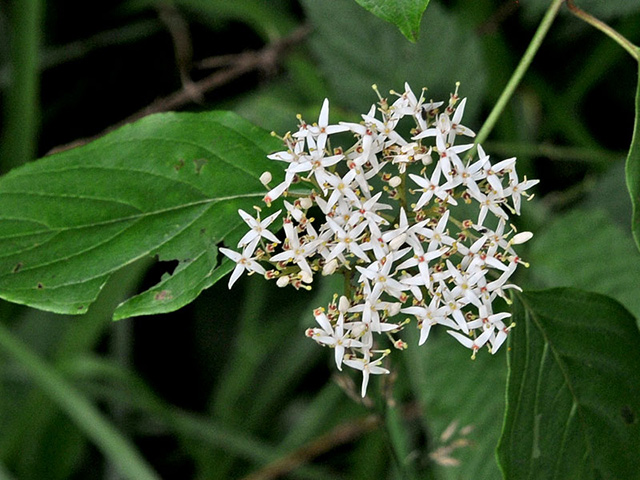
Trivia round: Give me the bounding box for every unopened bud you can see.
[299,197,313,209]
[386,303,401,317]
[276,275,290,288]
[299,270,313,284]
[388,176,402,188]
[511,231,533,245]
[338,295,350,313]
[389,232,407,251]
[259,171,272,186]
[322,258,338,276]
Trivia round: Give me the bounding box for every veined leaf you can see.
[627,63,640,252]
[498,289,640,480]
[353,0,430,43]
[0,112,282,318]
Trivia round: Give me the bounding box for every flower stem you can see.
[474,0,564,147]
[566,0,640,61]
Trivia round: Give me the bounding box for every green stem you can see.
[474,0,564,147]
[566,0,640,61]
[0,322,160,480]
[0,0,43,173]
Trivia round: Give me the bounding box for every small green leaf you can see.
[626,63,640,252]
[353,0,430,42]
[0,112,282,318]
[498,289,640,480]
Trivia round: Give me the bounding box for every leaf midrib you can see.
[520,294,597,477]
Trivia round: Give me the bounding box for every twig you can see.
[566,0,640,61]
[241,415,381,480]
[157,2,201,102]
[49,25,311,154]
[472,0,564,149]
[241,402,422,480]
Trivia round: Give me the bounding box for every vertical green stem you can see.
[0,0,43,173]
[474,0,564,147]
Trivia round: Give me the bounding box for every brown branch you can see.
[157,2,199,100]
[240,415,381,480]
[49,25,311,154]
[241,402,423,480]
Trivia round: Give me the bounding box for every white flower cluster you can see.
[221,83,538,397]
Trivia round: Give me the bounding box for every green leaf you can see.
[0,111,282,318]
[301,0,486,120]
[627,63,640,252]
[498,289,640,480]
[528,208,640,322]
[353,0,430,43]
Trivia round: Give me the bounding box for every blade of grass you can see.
[0,260,151,469]
[0,322,159,480]
[60,355,338,480]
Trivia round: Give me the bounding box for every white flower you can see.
[409,163,457,210]
[270,220,317,275]
[306,309,363,371]
[402,295,456,345]
[447,328,493,359]
[222,83,538,394]
[342,352,390,397]
[294,98,349,151]
[236,208,281,251]
[220,247,266,288]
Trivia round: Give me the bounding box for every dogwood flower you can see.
[219,83,538,396]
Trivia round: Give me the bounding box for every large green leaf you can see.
[498,289,640,480]
[353,0,430,43]
[528,208,640,322]
[301,0,486,120]
[627,63,640,251]
[0,112,282,318]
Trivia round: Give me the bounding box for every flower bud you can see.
[389,233,407,251]
[299,197,313,210]
[512,231,533,245]
[299,270,314,283]
[276,275,290,287]
[322,258,338,276]
[259,171,272,186]
[386,303,401,317]
[388,176,402,188]
[338,295,350,313]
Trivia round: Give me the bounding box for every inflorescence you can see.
[221,83,538,397]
